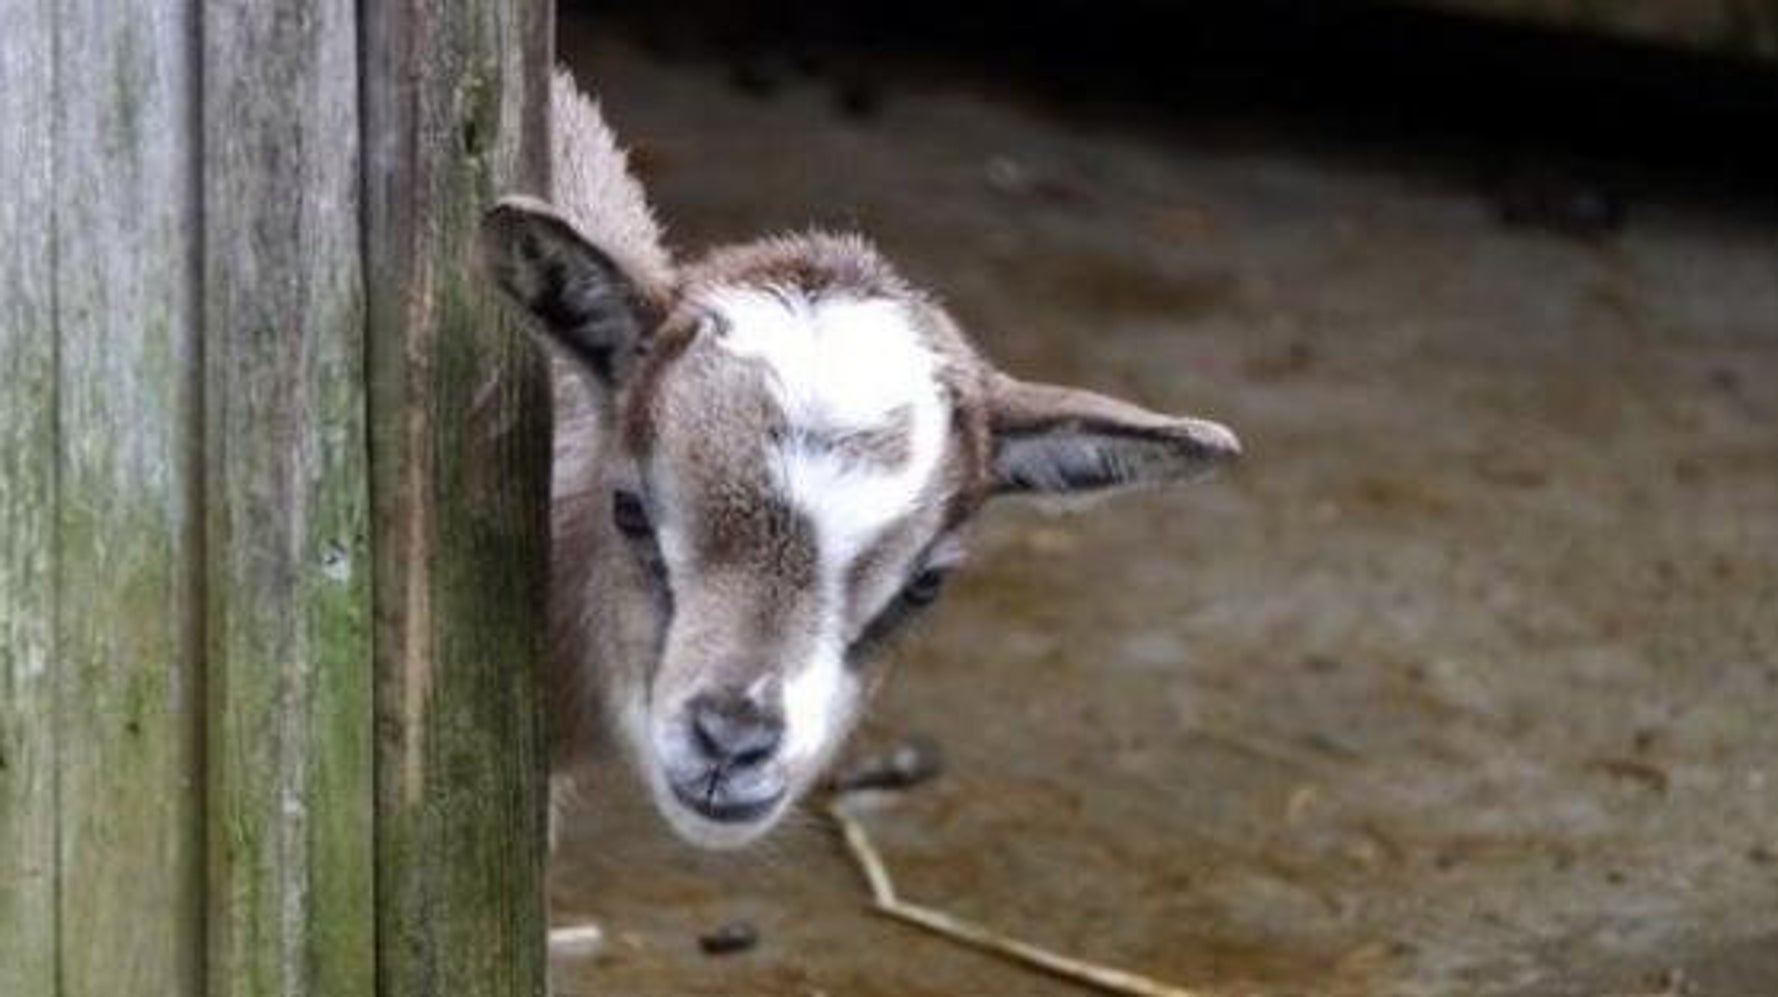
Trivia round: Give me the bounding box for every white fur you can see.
[779,638,848,764]
[705,287,951,762]
[708,289,939,437]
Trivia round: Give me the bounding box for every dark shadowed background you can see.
[548,4,1778,995]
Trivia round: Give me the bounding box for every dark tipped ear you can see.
[480,195,655,383]
[986,372,1241,496]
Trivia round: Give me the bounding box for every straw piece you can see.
[834,800,898,905]
[548,922,605,960]
[829,804,1210,997]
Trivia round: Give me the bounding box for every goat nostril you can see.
[688,692,784,768]
[732,743,774,768]
[691,713,724,759]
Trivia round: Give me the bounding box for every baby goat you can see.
[482,72,1240,850]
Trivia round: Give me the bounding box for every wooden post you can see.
[0,1,207,995]
[0,1,62,994]
[0,0,552,994]
[202,0,375,994]
[362,0,554,995]
[56,0,206,990]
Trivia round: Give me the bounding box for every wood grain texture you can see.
[0,0,60,992]
[51,2,204,995]
[4,2,549,992]
[363,0,553,993]
[200,1,375,996]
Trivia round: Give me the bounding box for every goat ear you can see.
[985,372,1241,496]
[480,195,654,383]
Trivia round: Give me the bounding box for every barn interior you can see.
[549,4,1778,994]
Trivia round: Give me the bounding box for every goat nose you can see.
[688,692,784,768]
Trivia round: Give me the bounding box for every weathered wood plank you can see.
[363,0,553,993]
[50,2,204,995]
[200,1,374,996]
[0,0,60,993]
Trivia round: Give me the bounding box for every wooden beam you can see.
[200,1,376,996]
[52,1,205,994]
[362,0,554,993]
[0,0,61,991]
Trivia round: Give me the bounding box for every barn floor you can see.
[549,21,1778,997]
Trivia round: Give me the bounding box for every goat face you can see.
[598,276,974,848]
[483,197,1240,848]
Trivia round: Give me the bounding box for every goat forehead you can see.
[707,288,949,558]
[704,288,940,432]
[647,287,951,563]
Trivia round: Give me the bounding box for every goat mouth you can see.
[669,776,786,825]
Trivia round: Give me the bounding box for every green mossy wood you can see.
[1,0,60,993]
[203,0,373,994]
[56,0,205,991]
[0,0,552,994]
[365,0,553,993]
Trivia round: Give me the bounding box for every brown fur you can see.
[486,71,1240,852]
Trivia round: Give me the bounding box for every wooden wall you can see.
[0,0,552,994]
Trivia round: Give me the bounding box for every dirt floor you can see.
[549,20,1778,997]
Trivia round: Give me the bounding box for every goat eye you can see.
[611,489,652,537]
[904,566,948,606]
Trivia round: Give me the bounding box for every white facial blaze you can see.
[777,638,847,764]
[707,287,950,762]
